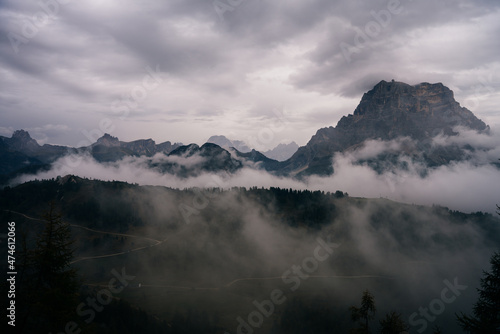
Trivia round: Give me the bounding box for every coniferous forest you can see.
[1,177,499,333]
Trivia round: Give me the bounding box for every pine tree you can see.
[18,203,80,333]
[457,251,500,333]
[350,289,376,333]
[432,325,442,334]
[379,311,409,334]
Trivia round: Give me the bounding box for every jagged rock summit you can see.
[89,133,182,162]
[207,135,299,161]
[280,80,489,176]
[207,135,251,153]
[0,80,493,182]
[263,142,299,161]
[348,80,487,138]
[3,129,40,152]
[93,133,121,147]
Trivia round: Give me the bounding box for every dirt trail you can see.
[5,210,397,290]
[4,210,165,264]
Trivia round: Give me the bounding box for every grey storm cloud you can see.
[0,0,499,147]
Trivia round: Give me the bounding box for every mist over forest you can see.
[1,175,499,333]
[2,80,500,333]
[2,1,500,331]
[2,78,500,333]
[7,124,500,214]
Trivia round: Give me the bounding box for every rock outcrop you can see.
[280,80,488,176]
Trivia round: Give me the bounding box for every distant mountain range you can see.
[89,133,182,162]
[0,131,185,183]
[207,135,252,153]
[1,80,496,184]
[207,135,299,161]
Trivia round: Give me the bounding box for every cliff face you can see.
[344,80,486,139]
[263,142,299,161]
[0,130,69,164]
[90,134,182,162]
[3,130,40,153]
[281,80,489,176]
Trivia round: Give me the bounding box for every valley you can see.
[1,177,498,333]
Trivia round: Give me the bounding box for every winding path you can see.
[4,210,165,264]
[223,274,396,288]
[5,210,398,290]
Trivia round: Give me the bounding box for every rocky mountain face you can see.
[0,131,270,182]
[0,131,184,165]
[0,130,71,183]
[2,130,40,153]
[1,130,70,163]
[0,132,185,183]
[150,143,243,177]
[0,139,42,176]
[231,148,281,171]
[207,135,299,161]
[207,135,251,153]
[1,80,493,182]
[89,133,182,162]
[263,142,299,161]
[279,80,489,176]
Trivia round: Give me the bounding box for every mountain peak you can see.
[263,141,299,161]
[12,129,33,140]
[7,129,40,151]
[207,135,251,153]
[95,133,120,147]
[350,81,485,134]
[207,135,234,148]
[372,79,407,89]
[281,80,489,176]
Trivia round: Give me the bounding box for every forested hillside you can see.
[1,176,498,333]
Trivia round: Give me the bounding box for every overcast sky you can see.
[1,0,499,149]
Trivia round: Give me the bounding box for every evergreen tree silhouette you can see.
[17,203,79,333]
[457,251,500,333]
[350,289,376,333]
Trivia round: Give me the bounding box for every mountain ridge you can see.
[207,135,299,161]
[0,80,494,183]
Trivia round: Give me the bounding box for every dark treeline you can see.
[3,175,496,233]
[1,202,220,334]
[0,176,350,231]
[1,176,499,333]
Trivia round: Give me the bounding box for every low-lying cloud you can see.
[12,128,500,214]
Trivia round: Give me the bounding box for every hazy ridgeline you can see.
[2,0,500,331]
[1,177,498,333]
